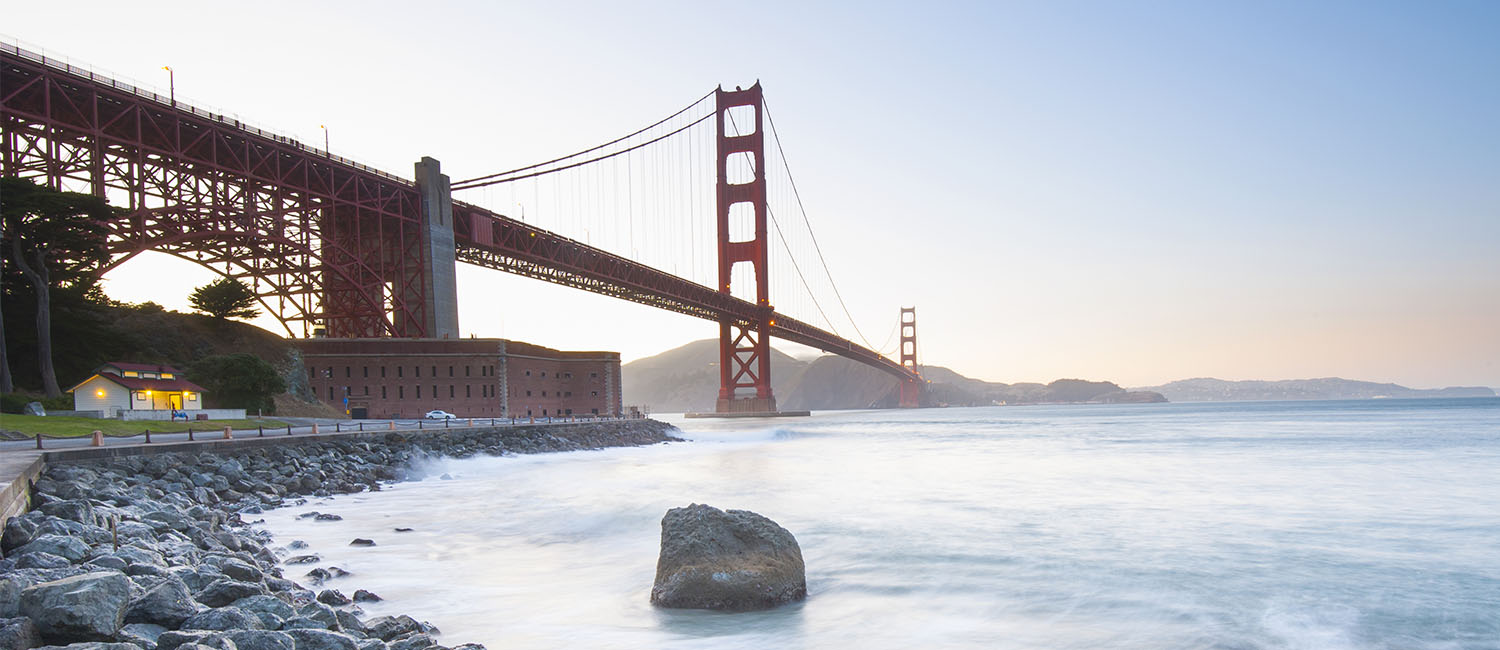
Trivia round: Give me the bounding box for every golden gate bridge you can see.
[0,43,925,414]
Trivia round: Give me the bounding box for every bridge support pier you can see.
[409,157,461,338]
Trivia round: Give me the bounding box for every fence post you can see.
[144,430,151,444]
[287,424,293,436]
[258,426,264,437]
[187,428,194,441]
[359,422,363,431]
[223,426,233,440]
[35,433,42,450]
[91,431,103,447]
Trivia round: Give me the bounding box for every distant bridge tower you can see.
[714,83,777,414]
[899,307,923,408]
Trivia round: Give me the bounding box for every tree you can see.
[189,277,261,320]
[187,353,286,414]
[1,177,112,397]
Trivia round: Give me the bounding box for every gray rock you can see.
[649,504,807,611]
[347,539,375,547]
[14,535,92,563]
[354,640,386,650]
[216,561,261,583]
[180,606,264,631]
[23,401,44,416]
[19,572,133,643]
[124,578,199,627]
[0,616,42,650]
[33,643,143,650]
[85,556,130,572]
[116,622,168,649]
[351,590,381,603]
[316,590,351,606]
[283,629,358,650]
[3,515,42,553]
[195,579,264,608]
[17,552,73,570]
[154,630,236,650]
[332,610,365,637]
[38,500,96,526]
[386,634,437,650]
[219,630,294,650]
[362,617,431,643]
[293,602,338,630]
[228,596,294,630]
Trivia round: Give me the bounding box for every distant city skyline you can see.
[6,1,1497,389]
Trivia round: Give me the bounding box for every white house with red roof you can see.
[68,362,244,420]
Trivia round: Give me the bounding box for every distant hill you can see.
[621,339,1166,412]
[1131,377,1496,402]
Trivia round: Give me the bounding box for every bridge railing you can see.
[1,41,411,187]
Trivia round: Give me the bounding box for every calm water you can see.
[258,399,1500,649]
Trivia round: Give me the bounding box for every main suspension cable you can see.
[763,96,882,352]
[452,90,715,189]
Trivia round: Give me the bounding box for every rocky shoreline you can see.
[0,420,683,650]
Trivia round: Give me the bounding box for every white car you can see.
[425,410,457,420]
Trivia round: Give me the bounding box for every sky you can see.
[5,1,1498,389]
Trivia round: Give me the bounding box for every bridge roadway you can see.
[0,44,916,385]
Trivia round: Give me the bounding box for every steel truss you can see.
[2,44,917,385]
[1,44,425,337]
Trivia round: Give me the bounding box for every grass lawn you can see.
[0,414,290,438]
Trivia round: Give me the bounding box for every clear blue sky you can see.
[6,1,1497,388]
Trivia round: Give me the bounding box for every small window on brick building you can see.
[449,366,454,377]
[363,366,369,378]
[592,391,598,397]
[449,385,455,398]
[542,391,547,397]
[399,386,404,399]
[382,386,388,399]
[364,386,369,395]
[345,366,351,378]
[540,372,546,378]
[328,386,334,401]
[590,372,598,378]
[526,390,532,397]
[465,366,471,377]
[565,372,572,379]
[416,385,422,399]
[432,366,437,377]
[398,366,403,378]
[466,385,471,398]
[416,366,421,378]
[381,366,387,378]
[309,368,314,380]
[525,370,531,377]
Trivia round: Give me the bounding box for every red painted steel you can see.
[0,44,425,338]
[713,84,776,412]
[1,45,919,386]
[898,307,923,407]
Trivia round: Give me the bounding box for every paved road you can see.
[0,415,615,453]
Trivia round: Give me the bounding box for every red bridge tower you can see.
[714,84,778,414]
[899,307,923,408]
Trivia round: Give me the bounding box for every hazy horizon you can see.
[6,1,1496,389]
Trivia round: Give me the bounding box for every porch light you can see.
[96,389,105,397]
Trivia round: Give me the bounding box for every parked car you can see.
[425,409,457,420]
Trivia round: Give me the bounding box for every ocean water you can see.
[257,399,1500,649]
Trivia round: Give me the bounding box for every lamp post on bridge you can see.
[320,124,329,156]
[161,66,173,107]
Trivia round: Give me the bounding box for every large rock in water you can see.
[650,504,807,611]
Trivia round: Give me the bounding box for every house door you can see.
[170,395,183,410]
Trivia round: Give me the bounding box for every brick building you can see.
[297,338,622,419]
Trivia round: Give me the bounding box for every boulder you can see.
[33,643,143,650]
[195,579,264,608]
[180,606,265,631]
[221,630,296,650]
[229,595,295,630]
[0,616,42,650]
[116,622,168,648]
[23,401,44,416]
[19,572,133,643]
[283,629,359,650]
[124,577,199,627]
[649,504,806,611]
[14,535,92,563]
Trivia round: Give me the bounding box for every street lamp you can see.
[319,124,329,156]
[161,66,174,107]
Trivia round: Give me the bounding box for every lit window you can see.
[161,373,174,379]
[187,392,198,401]
[123,371,139,377]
